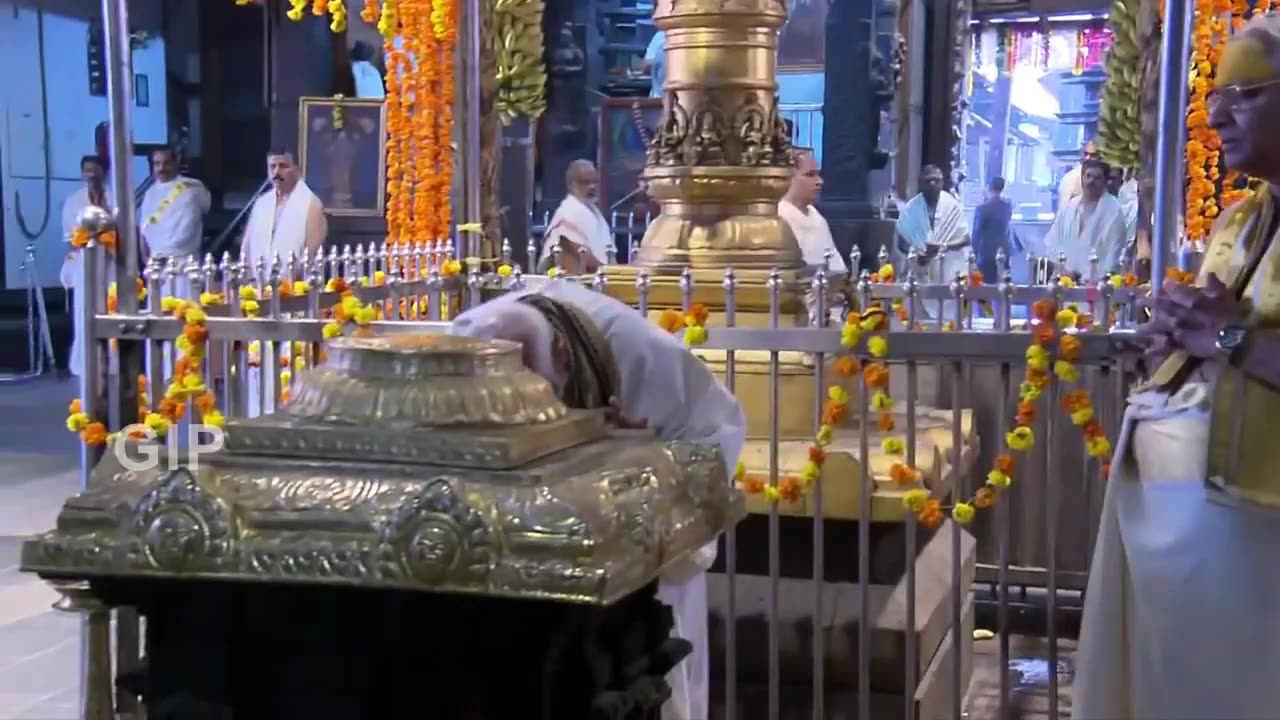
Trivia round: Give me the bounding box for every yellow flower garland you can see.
[650,275,1117,523]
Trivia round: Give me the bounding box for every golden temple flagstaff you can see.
[628,0,805,272]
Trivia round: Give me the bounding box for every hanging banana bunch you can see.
[493,0,547,123]
[1097,0,1141,173]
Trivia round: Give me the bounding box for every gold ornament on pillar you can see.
[632,0,804,272]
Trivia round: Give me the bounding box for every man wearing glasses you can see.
[1075,15,1280,719]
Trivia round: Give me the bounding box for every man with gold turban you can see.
[1075,15,1280,718]
[450,280,746,720]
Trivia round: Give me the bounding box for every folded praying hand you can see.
[1140,273,1250,362]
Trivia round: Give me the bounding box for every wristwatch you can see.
[1216,324,1251,364]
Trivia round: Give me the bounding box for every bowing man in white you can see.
[241,150,327,418]
[139,147,211,297]
[452,281,746,720]
[539,159,613,274]
[59,154,112,378]
[894,164,971,284]
[1044,158,1127,281]
[778,147,846,273]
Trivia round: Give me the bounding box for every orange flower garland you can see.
[381,0,457,247]
[658,303,710,347]
[435,0,457,239]
[1186,0,1268,242]
[66,296,223,447]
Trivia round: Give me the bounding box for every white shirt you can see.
[778,198,846,273]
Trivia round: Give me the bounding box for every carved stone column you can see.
[820,0,899,270]
[630,0,804,272]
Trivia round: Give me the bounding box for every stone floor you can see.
[0,377,83,720]
[0,376,1076,720]
[969,635,1075,720]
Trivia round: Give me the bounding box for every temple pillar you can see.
[921,0,970,185]
[820,0,899,271]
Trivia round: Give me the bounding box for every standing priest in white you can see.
[242,150,327,268]
[59,154,112,378]
[139,147,211,297]
[778,147,846,273]
[539,159,613,275]
[451,281,746,720]
[895,164,971,283]
[1043,157,1127,281]
[242,150,326,418]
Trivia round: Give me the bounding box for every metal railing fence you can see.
[64,231,1150,720]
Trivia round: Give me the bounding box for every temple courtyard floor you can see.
[0,376,1072,719]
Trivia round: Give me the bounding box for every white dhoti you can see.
[658,569,709,720]
[1074,382,1280,719]
[244,343,293,419]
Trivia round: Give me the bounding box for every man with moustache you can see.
[59,155,112,378]
[1057,139,1100,207]
[1074,15,1280,718]
[241,150,326,419]
[138,146,211,296]
[241,149,327,266]
[1043,157,1128,281]
[894,164,971,283]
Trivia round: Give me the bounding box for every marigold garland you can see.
[1185,0,1266,243]
[67,296,222,448]
[651,283,1118,522]
[70,227,118,252]
[381,0,456,247]
[321,278,379,339]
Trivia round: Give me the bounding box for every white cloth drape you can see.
[1074,378,1280,719]
[450,281,746,720]
[1044,193,1128,279]
[242,181,326,267]
[539,195,613,271]
[140,176,211,259]
[894,191,970,282]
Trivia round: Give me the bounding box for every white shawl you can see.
[778,199,847,273]
[539,194,613,270]
[894,190,969,251]
[895,191,970,284]
[140,176,211,258]
[243,180,322,266]
[1045,193,1127,278]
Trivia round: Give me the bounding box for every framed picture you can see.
[596,97,662,214]
[778,0,826,71]
[298,96,387,217]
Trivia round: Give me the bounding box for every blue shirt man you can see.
[643,31,666,97]
[971,176,1020,280]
